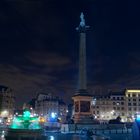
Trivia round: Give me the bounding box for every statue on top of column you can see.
[80,12,85,27]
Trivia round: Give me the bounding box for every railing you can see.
[74,124,132,134]
[62,123,132,134]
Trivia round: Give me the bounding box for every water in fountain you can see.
[10,109,41,130]
[5,109,43,140]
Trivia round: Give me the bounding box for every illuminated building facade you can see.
[109,91,127,121]
[58,100,67,123]
[91,95,113,121]
[35,92,67,122]
[35,93,58,119]
[0,85,15,117]
[125,89,140,121]
[91,89,140,122]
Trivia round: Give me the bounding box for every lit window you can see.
[116,102,120,106]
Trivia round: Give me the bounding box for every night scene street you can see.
[0,0,140,140]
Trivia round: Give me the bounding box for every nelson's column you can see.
[72,13,93,123]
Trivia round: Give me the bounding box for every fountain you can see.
[5,109,44,140]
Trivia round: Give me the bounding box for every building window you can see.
[133,103,137,106]
[117,107,120,110]
[116,102,120,106]
[128,94,130,97]
[132,94,136,97]
[129,113,132,116]
[121,102,124,105]
[128,103,131,106]
[113,107,116,110]
[134,107,137,111]
[113,97,115,100]
[128,108,131,111]
[121,107,124,110]
[133,99,136,101]
[121,97,124,100]
[117,97,120,100]
[128,99,131,101]
[113,102,116,105]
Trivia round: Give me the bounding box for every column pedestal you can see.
[72,91,93,124]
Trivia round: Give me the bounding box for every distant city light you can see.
[33,113,37,116]
[116,102,120,106]
[51,112,56,119]
[1,110,9,117]
[92,98,96,105]
[136,114,140,121]
[49,136,54,140]
[110,110,115,114]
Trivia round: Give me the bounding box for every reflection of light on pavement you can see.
[49,135,54,140]
[0,135,5,140]
[0,130,5,140]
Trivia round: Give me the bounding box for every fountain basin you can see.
[5,128,45,140]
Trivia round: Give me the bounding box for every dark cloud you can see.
[26,50,71,67]
[0,0,140,107]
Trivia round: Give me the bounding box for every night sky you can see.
[0,0,140,106]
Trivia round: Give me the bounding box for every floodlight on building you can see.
[101,115,104,118]
[51,112,56,119]
[1,110,9,117]
[110,110,115,115]
[127,90,140,93]
[49,136,54,140]
[136,114,140,121]
[33,113,37,116]
[92,98,96,105]
[116,102,120,106]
